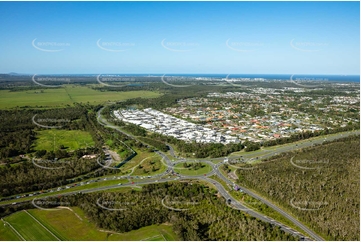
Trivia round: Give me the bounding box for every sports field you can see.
[3,210,59,241]
[0,85,161,109]
[0,220,22,241]
[34,129,95,151]
[1,208,178,241]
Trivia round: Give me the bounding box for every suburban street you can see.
[0,106,358,241]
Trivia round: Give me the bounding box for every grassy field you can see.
[34,129,95,151]
[0,85,161,109]
[3,210,58,241]
[174,162,212,176]
[117,149,167,177]
[0,220,21,241]
[119,149,156,170]
[16,207,179,241]
[131,156,166,176]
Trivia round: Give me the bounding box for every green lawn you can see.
[4,210,58,241]
[174,162,212,176]
[34,129,95,151]
[131,157,167,176]
[0,85,161,109]
[0,220,21,241]
[117,149,167,177]
[26,207,178,241]
[144,235,166,241]
[118,149,156,171]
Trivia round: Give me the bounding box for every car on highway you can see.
[118,183,122,185]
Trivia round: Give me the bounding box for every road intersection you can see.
[1,106,358,241]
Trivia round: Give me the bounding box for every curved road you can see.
[1,107,358,241]
[96,106,327,240]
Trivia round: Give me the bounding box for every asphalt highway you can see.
[1,106,358,241]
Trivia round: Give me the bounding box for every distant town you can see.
[113,84,359,144]
[114,108,238,144]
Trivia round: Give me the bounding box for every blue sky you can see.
[0,1,359,75]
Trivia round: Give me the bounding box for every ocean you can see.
[101,74,360,83]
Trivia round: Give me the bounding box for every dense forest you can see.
[0,105,97,161]
[0,104,144,197]
[237,135,360,241]
[36,182,297,241]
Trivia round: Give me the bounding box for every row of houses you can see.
[114,108,239,144]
